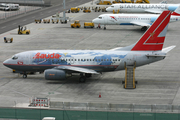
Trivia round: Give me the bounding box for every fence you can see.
[0,6,41,20]
[0,107,180,120]
[0,102,180,120]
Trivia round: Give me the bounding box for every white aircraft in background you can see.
[92,6,180,30]
[106,3,179,13]
[3,11,175,82]
[0,3,19,11]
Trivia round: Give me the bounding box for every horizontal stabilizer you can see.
[56,66,99,74]
[162,45,176,53]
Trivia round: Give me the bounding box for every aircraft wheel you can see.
[122,81,125,84]
[141,26,147,31]
[135,81,138,84]
[85,73,92,78]
[79,76,86,83]
[104,27,106,30]
[23,74,27,78]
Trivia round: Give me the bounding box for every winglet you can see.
[131,10,171,51]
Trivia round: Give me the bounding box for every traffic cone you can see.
[99,92,101,98]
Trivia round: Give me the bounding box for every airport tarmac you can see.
[0,0,180,107]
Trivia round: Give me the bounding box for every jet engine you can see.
[44,69,66,80]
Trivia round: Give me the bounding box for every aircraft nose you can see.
[106,7,111,12]
[92,18,98,24]
[3,59,10,66]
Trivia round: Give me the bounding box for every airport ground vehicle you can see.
[0,3,19,11]
[84,22,94,28]
[71,20,81,28]
[136,0,150,3]
[35,19,41,23]
[18,25,30,35]
[4,37,13,43]
[43,19,50,23]
[97,1,112,5]
[52,19,59,23]
[83,8,91,13]
[71,7,80,13]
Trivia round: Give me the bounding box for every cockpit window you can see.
[99,17,102,19]
[12,55,18,60]
[111,6,114,8]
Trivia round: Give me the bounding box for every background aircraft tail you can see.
[131,10,171,51]
[171,6,180,16]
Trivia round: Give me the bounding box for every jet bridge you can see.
[123,62,137,89]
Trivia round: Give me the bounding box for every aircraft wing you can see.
[130,21,151,27]
[145,9,162,14]
[55,66,99,74]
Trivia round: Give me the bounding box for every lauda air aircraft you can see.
[92,6,180,30]
[3,11,175,82]
[106,3,179,13]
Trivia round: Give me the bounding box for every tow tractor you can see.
[18,25,30,35]
[71,20,81,28]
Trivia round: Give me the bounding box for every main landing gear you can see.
[79,73,92,83]
[141,26,148,31]
[23,73,27,78]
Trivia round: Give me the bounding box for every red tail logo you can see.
[131,11,171,51]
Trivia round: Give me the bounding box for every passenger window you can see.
[78,59,80,61]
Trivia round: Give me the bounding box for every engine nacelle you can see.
[44,69,66,80]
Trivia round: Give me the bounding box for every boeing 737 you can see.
[3,10,175,82]
[92,6,180,30]
[106,3,179,13]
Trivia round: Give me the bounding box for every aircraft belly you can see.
[7,64,117,72]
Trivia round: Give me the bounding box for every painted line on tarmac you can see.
[12,23,16,25]
[0,33,10,38]
[22,19,27,21]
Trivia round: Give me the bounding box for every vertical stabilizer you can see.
[131,10,171,51]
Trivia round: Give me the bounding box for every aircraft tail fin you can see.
[131,10,171,51]
[171,6,180,16]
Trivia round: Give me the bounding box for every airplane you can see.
[3,10,175,82]
[92,6,180,31]
[106,3,179,14]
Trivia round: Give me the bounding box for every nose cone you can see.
[92,18,99,24]
[106,7,111,12]
[3,59,11,67]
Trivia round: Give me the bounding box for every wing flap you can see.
[145,9,162,14]
[56,66,99,74]
[130,21,151,26]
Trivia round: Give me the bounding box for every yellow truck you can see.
[43,19,50,23]
[71,20,81,28]
[136,0,150,3]
[84,22,94,28]
[18,25,30,35]
[97,1,112,5]
[35,19,41,23]
[112,0,121,3]
[83,8,91,13]
[122,0,132,3]
[71,7,80,13]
